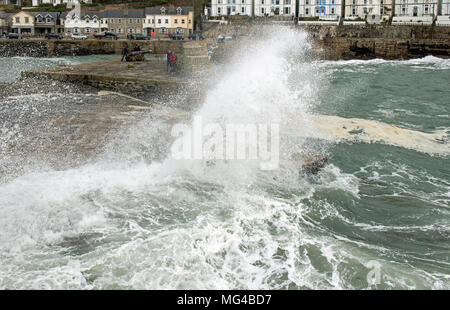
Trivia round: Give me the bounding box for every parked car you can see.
[132,34,150,40]
[188,33,205,40]
[169,33,184,40]
[71,33,88,40]
[45,33,62,40]
[94,32,118,40]
[7,33,19,39]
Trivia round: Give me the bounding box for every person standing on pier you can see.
[121,44,129,62]
[166,50,172,72]
[169,52,178,73]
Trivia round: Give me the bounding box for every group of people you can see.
[120,44,178,73]
[166,50,178,73]
[121,43,142,61]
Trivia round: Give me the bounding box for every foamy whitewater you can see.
[0,29,449,289]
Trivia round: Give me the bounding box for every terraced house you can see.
[345,0,393,23]
[0,12,12,36]
[298,0,342,20]
[34,12,62,35]
[143,7,193,36]
[11,11,35,35]
[62,11,102,35]
[392,0,439,24]
[211,0,296,16]
[100,10,145,36]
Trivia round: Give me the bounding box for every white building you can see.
[254,0,296,16]
[298,0,342,20]
[442,1,450,15]
[392,0,438,24]
[345,0,392,22]
[62,11,101,35]
[210,0,296,17]
[147,7,173,34]
[210,0,252,16]
[144,7,194,36]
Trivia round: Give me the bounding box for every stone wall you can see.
[0,39,185,57]
[202,20,450,40]
[203,22,450,61]
[315,38,450,60]
[0,40,48,57]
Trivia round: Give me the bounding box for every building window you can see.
[136,19,139,23]
[261,8,265,14]
[182,19,185,24]
[305,8,309,15]
[218,8,222,14]
[129,19,133,23]
[110,19,114,24]
[352,7,356,15]
[25,17,29,23]
[363,7,368,14]
[175,19,178,24]
[117,28,122,33]
[284,7,290,14]
[110,28,114,32]
[15,17,20,23]
[165,19,169,24]
[306,0,309,4]
[158,19,161,24]
[159,28,167,33]
[331,8,335,14]
[86,28,90,33]
[118,19,121,24]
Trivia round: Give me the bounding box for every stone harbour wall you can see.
[0,39,185,57]
[316,38,450,60]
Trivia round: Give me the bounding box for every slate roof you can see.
[34,12,60,20]
[101,10,145,19]
[145,7,194,15]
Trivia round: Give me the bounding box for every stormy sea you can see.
[0,29,449,289]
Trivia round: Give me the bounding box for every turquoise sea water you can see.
[0,39,449,289]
